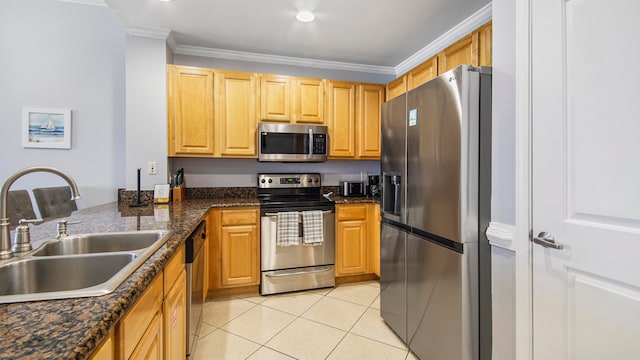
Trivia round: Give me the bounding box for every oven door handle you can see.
[265,266,334,278]
[264,210,334,217]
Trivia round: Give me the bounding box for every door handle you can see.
[533,231,565,250]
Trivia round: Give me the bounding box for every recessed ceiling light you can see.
[296,11,315,23]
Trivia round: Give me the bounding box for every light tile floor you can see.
[194,281,419,360]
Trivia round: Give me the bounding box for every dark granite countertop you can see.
[0,198,259,360]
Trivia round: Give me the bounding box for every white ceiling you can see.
[102,0,491,73]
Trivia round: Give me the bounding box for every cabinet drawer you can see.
[118,274,163,360]
[221,208,258,226]
[164,244,185,296]
[337,205,367,220]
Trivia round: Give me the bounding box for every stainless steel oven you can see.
[258,123,328,162]
[258,173,335,295]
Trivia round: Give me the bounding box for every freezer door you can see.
[406,66,480,243]
[407,233,479,360]
[379,222,407,343]
[381,94,407,224]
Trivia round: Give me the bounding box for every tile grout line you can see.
[198,281,395,359]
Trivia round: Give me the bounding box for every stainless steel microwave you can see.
[258,123,328,162]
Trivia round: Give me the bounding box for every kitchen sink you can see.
[0,229,174,303]
[31,230,172,256]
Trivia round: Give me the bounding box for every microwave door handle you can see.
[308,129,313,158]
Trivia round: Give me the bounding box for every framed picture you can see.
[22,107,71,149]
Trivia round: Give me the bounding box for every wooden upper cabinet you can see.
[357,84,384,158]
[407,57,438,91]
[215,70,259,157]
[295,77,324,124]
[168,65,215,156]
[260,75,292,122]
[478,21,492,67]
[386,76,406,101]
[437,32,479,75]
[326,80,357,158]
[260,75,323,124]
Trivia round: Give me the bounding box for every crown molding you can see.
[125,26,171,40]
[394,3,492,76]
[56,0,106,6]
[173,45,397,75]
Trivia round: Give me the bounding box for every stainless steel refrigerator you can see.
[380,65,492,360]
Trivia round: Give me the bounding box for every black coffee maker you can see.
[367,175,380,199]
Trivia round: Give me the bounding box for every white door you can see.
[532,0,640,359]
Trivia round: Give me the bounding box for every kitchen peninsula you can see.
[0,197,257,359]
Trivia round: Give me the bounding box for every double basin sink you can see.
[0,230,173,303]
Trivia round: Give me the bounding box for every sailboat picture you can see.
[22,107,71,149]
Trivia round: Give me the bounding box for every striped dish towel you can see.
[302,210,324,245]
[277,212,299,246]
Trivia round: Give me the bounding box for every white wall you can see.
[170,158,380,187]
[125,35,169,190]
[489,0,517,358]
[0,0,126,209]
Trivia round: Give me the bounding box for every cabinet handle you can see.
[263,210,334,217]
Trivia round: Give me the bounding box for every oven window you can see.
[261,133,309,154]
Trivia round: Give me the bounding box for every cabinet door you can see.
[336,219,368,276]
[129,311,163,360]
[163,269,186,360]
[336,204,368,276]
[260,75,292,122]
[221,224,259,287]
[216,70,259,157]
[386,76,406,101]
[89,332,113,360]
[407,57,438,91]
[326,80,356,158]
[437,32,479,75]
[294,78,324,124]
[168,65,215,156]
[357,84,384,159]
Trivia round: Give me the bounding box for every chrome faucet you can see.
[0,166,81,259]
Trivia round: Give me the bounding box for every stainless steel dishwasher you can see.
[186,220,206,357]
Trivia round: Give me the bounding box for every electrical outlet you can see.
[147,161,158,175]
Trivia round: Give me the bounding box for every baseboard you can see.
[335,273,379,285]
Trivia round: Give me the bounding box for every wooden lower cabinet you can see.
[335,204,368,276]
[117,275,163,359]
[112,244,187,360]
[163,269,186,359]
[129,311,163,360]
[208,207,260,293]
[335,203,381,278]
[89,332,114,360]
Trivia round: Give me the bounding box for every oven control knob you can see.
[308,178,312,183]
[314,179,319,183]
[268,179,273,183]
[260,179,266,183]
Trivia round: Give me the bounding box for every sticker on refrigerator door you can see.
[408,108,418,126]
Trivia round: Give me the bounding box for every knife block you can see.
[172,185,186,202]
